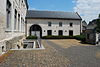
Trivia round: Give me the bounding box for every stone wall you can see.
[0,0,28,55]
[0,34,25,54]
[26,19,81,36]
[6,35,25,51]
[0,0,6,40]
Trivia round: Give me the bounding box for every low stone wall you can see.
[0,35,25,55]
[5,35,25,51]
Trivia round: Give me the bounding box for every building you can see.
[26,10,82,38]
[82,20,87,34]
[85,19,100,45]
[0,0,28,54]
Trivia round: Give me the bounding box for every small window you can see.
[54,30,56,32]
[65,30,67,32]
[70,23,73,27]
[59,22,62,27]
[48,22,51,26]
[2,46,4,52]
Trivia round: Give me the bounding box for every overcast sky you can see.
[28,0,100,23]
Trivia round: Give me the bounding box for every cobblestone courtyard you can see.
[0,39,100,67]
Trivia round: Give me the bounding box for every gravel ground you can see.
[0,40,70,67]
[0,39,100,67]
[46,39,100,67]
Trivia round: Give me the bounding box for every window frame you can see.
[59,22,62,27]
[69,23,73,27]
[6,0,11,29]
[48,22,52,27]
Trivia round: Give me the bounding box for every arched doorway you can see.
[29,24,42,38]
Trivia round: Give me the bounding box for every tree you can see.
[95,19,100,32]
[98,14,100,19]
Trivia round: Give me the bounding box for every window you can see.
[47,30,52,35]
[69,30,73,36]
[21,17,23,32]
[48,22,51,26]
[59,22,62,27]
[54,30,56,32]
[14,9,17,30]
[6,0,11,29]
[70,23,73,27]
[18,14,20,30]
[65,30,67,32]
[2,46,4,52]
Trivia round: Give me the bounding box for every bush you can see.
[74,35,86,42]
[26,36,37,39]
[42,35,75,39]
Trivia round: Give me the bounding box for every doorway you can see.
[69,30,73,36]
[47,30,52,35]
[30,24,42,38]
[58,30,63,36]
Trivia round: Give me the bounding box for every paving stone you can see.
[0,40,70,67]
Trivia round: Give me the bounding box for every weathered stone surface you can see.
[1,39,100,67]
[0,40,70,67]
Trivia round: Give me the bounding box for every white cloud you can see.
[74,0,100,23]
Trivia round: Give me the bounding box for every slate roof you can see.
[26,10,82,20]
[87,19,97,29]
[82,21,87,26]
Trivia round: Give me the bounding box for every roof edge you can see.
[26,17,82,20]
[76,12,82,20]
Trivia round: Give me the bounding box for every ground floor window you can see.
[69,30,73,36]
[58,30,63,36]
[2,46,4,52]
[47,30,52,35]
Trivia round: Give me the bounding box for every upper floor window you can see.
[14,9,17,30]
[18,14,20,30]
[70,23,73,27]
[48,22,52,26]
[6,0,11,29]
[59,22,62,27]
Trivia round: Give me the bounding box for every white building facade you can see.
[0,0,28,54]
[26,10,82,37]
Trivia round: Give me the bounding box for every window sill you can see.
[5,29,12,32]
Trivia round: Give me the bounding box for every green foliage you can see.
[42,35,75,39]
[26,36,37,39]
[74,35,86,42]
[98,14,100,18]
[95,15,100,33]
[42,35,86,42]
